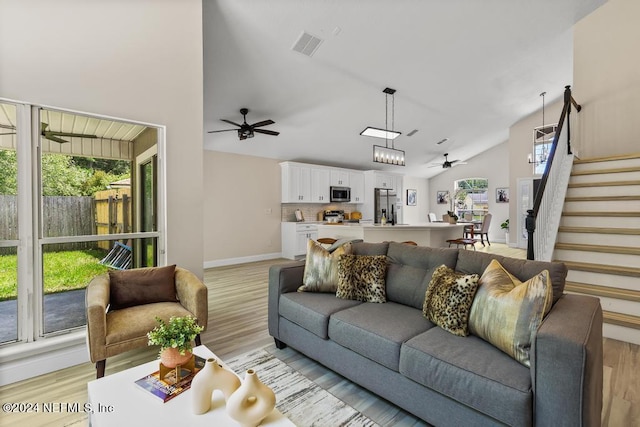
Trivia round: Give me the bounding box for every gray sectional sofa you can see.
[268,242,603,426]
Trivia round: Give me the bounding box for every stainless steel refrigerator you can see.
[374,188,398,224]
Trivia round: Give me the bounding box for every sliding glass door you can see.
[0,99,164,344]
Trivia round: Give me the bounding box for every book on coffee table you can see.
[135,355,206,403]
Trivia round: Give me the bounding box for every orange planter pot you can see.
[160,348,193,368]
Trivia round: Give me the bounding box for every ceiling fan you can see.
[428,153,467,169]
[207,108,280,140]
[0,122,97,143]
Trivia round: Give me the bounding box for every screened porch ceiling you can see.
[0,104,148,161]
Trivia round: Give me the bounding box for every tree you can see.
[0,150,18,195]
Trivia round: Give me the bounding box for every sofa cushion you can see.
[351,241,389,256]
[336,254,388,303]
[329,302,433,371]
[279,292,362,339]
[299,240,352,293]
[109,264,177,310]
[469,259,553,367]
[455,250,566,304]
[422,265,480,337]
[385,243,459,309]
[400,327,532,426]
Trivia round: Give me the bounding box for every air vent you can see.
[292,31,323,57]
[436,138,449,145]
[407,129,419,137]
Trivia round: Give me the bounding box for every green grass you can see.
[0,249,109,301]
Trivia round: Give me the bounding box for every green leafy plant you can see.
[500,219,509,231]
[446,210,459,221]
[147,315,204,355]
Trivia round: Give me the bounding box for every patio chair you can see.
[85,265,208,378]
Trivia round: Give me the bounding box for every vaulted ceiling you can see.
[203,0,605,178]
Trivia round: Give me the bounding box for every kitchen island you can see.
[316,223,467,248]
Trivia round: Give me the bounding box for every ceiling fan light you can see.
[360,127,401,140]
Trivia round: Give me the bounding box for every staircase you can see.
[553,153,640,345]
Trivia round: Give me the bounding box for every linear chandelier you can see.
[528,91,549,166]
[361,87,404,166]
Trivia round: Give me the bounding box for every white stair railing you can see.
[533,127,573,261]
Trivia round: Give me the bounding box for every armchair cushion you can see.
[108,264,177,310]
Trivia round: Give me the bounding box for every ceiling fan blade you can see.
[45,135,69,143]
[254,129,280,136]
[45,131,97,139]
[427,164,441,168]
[250,120,275,128]
[220,119,243,127]
[207,129,237,133]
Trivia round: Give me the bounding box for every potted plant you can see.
[446,210,459,224]
[147,315,204,368]
[500,219,509,244]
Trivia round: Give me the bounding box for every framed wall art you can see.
[436,191,449,205]
[496,187,510,203]
[407,189,417,206]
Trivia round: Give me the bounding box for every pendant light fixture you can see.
[361,87,405,166]
[528,91,552,167]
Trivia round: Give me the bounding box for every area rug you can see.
[225,349,379,427]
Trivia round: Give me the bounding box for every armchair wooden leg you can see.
[195,334,202,347]
[96,360,106,379]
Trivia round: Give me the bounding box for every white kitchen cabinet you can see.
[349,171,366,203]
[281,162,311,203]
[330,170,350,187]
[311,167,331,203]
[281,222,318,259]
[375,172,395,190]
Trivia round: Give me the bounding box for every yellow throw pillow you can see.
[422,265,480,337]
[298,240,352,293]
[469,259,553,367]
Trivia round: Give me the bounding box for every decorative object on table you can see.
[406,189,417,206]
[446,210,458,224]
[134,355,206,403]
[436,190,449,204]
[496,187,509,203]
[226,368,276,427]
[147,315,204,379]
[501,218,510,243]
[191,357,241,415]
[362,87,405,166]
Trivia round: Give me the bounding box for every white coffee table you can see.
[87,345,294,426]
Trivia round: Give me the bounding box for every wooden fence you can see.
[0,192,130,254]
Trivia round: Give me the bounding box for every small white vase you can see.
[191,357,241,415]
[226,369,276,427]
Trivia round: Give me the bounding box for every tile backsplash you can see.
[281,203,360,222]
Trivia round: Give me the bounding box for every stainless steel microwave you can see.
[330,186,351,202]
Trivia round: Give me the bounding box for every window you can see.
[453,178,489,222]
[0,99,165,345]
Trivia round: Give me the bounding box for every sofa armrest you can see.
[175,267,209,331]
[268,261,305,339]
[85,274,110,363]
[532,294,603,427]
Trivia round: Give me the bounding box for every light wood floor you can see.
[0,243,637,426]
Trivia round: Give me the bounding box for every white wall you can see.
[573,0,640,158]
[0,0,204,276]
[402,176,429,224]
[428,142,510,243]
[203,151,282,265]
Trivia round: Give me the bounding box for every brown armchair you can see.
[85,266,208,378]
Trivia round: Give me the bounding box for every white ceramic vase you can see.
[191,357,241,415]
[226,369,276,427]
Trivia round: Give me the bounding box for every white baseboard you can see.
[204,252,282,269]
[0,332,88,386]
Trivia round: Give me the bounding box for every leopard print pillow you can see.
[422,264,480,337]
[336,254,388,303]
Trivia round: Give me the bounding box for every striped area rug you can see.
[226,349,378,427]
